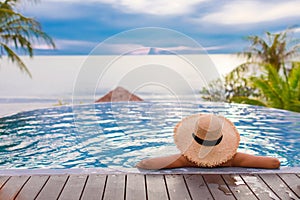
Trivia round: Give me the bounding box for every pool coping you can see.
[0,167,299,176]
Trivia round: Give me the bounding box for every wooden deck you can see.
[0,173,299,200]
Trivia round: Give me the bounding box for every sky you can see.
[19,0,300,55]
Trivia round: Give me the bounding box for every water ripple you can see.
[0,101,299,169]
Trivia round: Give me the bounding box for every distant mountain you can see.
[125,47,175,55]
[147,47,175,55]
[95,86,143,102]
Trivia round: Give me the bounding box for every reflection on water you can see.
[0,100,299,169]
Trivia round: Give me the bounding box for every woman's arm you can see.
[136,152,281,169]
[229,152,280,169]
[136,154,198,170]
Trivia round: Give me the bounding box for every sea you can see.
[0,54,245,116]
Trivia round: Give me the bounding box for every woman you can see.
[136,114,280,170]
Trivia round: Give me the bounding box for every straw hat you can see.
[173,113,240,167]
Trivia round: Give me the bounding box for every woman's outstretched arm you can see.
[136,152,281,170]
[136,154,197,170]
[229,152,280,169]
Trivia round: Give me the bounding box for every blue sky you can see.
[20,0,300,55]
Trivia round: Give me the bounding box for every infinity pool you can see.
[0,100,299,170]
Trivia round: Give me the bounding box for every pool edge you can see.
[0,167,299,176]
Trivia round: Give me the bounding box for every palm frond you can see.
[286,100,300,112]
[0,41,32,77]
[289,62,300,88]
[263,64,284,91]
[288,62,300,100]
[251,76,284,108]
[0,0,55,77]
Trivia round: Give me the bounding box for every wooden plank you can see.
[102,174,125,200]
[36,175,68,200]
[15,175,49,200]
[0,176,29,200]
[146,175,168,200]
[222,175,257,200]
[126,174,146,200]
[260,174,299,200]
[203,174,235,200]
[0,176,10,189]
[165,175,191,200]
[81,174,107,200]
[241,174,280,200]
[278,173,300,198]
[184,175,213,200]
[58,174,87,200]
[1,173,297,200]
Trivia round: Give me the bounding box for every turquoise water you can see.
[0,100,299,169]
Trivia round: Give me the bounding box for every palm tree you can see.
[227,28,300,102]
[0,0,55,78]
[233,28,300,74]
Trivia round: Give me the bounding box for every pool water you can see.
[0,100,299,170]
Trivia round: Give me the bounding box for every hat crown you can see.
[194,115,223,140]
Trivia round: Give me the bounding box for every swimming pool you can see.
[0,100,299,171]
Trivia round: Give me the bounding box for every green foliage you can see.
[200,78,226,102]
[53,99,68,106]
[224,64,260,100]
[0,0,55,77]
[200,75,259,103]
[243,62,300,112]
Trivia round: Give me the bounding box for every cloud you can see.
[19,0,300,55]
[292,27,300,33]
[41,0,208,16]
[21,2,87,19]
[200,0,300,25]
[111,0,208,15]
[55,39,98,50]
[32,44,55,50]
[203,45,230,51]
[94,43,145,54]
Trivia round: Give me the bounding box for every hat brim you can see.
[173,114,240,167]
